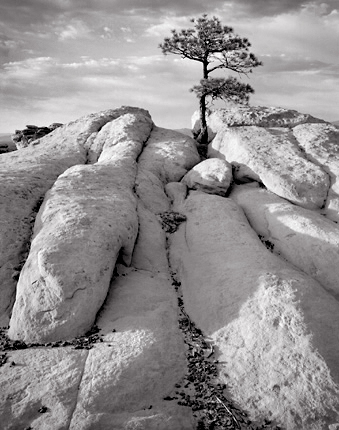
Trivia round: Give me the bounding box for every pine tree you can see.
[159,14,262,145]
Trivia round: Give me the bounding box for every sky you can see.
[0,0,338,132]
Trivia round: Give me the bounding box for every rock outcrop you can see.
[11,123,63,149]
[192,105,325,142]
[181,158,233,196]
[170,191,339,429]
[1,104,339,430]
[209,125,330,210]
[293,123,339,221]
[8,112,152,342]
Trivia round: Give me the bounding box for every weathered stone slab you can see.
[231,184,339,300]
[0,348,88,430]
[192,105,325,141]
[69,268,194,430]
[0,107,151,327]
[165,182,188,210]
[169,191,339,429]
[209,126,329,209]
[131,201,169,272]
[0,132,86,328]
[3,107,195,430]
[8,112,153,342]
[293,123,339,221]
[181,158,232,196]
[135,126,200,213]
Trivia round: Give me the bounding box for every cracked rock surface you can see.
[1,105,339,430]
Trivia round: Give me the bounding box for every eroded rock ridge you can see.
[1,105,339,430]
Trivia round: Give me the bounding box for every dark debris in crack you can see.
[0,325,103,354]
[157,211,187,233]
[169,271,282,430]
[0,352,8,367]
[258,235,275,252]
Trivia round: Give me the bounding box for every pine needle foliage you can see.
[159,15,262,144]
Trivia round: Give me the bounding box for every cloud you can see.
[1,0,338,132]
[145,15,193,37]
[0,54,196,102]
[0,34,18,59]
[54,19,92,41]
[259,54,333,74]
[219,0,339,18]
[0,52,200,131]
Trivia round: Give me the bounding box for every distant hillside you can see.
[174,127,193,137]
[332,120,339,127]
[0,133,16,151]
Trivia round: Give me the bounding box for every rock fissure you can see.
[164,213,281,430]
[64,287,88,301]
[66,349,90,430]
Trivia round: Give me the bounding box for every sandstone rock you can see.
[11,123,63,149]
[8,112,153,342]
[231,184,339,301]
[0,107,150,327]
[209,126,330,209]
[69,268,194,430]
[135,126,200,213]
[8,164,139,343]
[3,104,339,430]
[181,158,232,196]
[165,182,188,209]
[0,132,87,326]
[131,201,169,272]
[192,105,325,142]
[293,123,339,221]
[170,191,339,429]
[70,120,199,426]
[2,106,197,430]
[0,347,88,429]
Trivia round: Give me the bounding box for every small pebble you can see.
[38,406,48,413]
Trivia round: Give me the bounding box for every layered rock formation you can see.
[1,105,339,430]
[11,123,63,149]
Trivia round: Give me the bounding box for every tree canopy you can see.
[159,15,262,145]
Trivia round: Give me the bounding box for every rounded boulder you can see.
[181,158,232,196]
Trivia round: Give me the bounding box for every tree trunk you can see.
[198,60,209,146]
[199,95,208,146]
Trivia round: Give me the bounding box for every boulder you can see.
[181,158,233,196]
[0,348,88,430]
[69,268,194,430]
[231,184,339,300]
[293,123,339,221]
[8,112,153,342]
[165,182,188,209]
[0,106,150,327]
[192,105,325,142]
[169,191,339,429]
[11,123,63,149]
[209,126,330,209]
[135,126,200,213]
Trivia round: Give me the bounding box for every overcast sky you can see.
[0,0,338,132]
